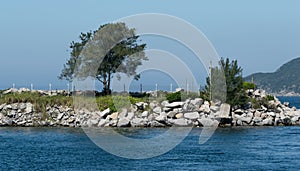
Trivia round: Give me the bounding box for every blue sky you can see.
[0,0,299,90]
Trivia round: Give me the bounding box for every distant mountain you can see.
[244,57,300,95]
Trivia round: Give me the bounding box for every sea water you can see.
[0,97,300,170]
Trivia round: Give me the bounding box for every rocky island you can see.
[0,87,299,127]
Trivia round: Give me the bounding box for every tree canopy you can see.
[202,58,247,108]
[59,23,147,94]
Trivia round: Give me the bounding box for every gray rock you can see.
[167,111,176,118]
[57,113,64,120]
[163,107,172,112]
[155,112,167,122]
[253,117,262,123]
[240,116,252,124]
[236,119,242,126]
[210,106,219,113]
[17,120,27,126]
[198,118,219,127]
[234,109,243,115]
[97,119,107,127]
[0,103,6,110]
[199,103,210,113]
[254,111,262,117]
[127,112,135,120]
[161,100,169,107]
[173,118,190,126]
[165,102,184,108]
[274,118,281,125]
[131,118,148,127]
[175,113,183,119]
[149,120,165,127]
[190,98,203,107]
[100,108,110,118]
[25,103,33,114]
[153,106,162,114]
[118,108,128,118]
[184,112,199,120]
[117,118,130,127]
[262,118,273,126]
[141,111,149,118]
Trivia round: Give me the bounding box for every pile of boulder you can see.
[0,89,300,127]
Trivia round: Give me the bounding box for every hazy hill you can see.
[244,57,300,95]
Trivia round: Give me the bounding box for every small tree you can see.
[59,23,147,95]
[203,58,248,108]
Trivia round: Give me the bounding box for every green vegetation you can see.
[202,58,248,108]
[0,91,151,114]
[245,57,300,94]
[59,23,147,95]
[243,82,256,90]
[166,91,200,103]
[0,92,73,112]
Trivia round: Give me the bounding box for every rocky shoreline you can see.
[1,89,300,127]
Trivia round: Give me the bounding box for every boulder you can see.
[131,118,148,127]
[165,102,184,108]
[155,112,167,122]
[217,103,231,118]
[173,118,190,126]
[190,98,203,107]
[240,116,252,124]
[210,106,219,113]
[167,111,176,118]
[107,112,118,120]
[161,100,169,107]
[117,118,130,127]
[100,108,111,118]
[57,113,64,120]
[97,119,107,127]
[153,106,162,114]
[198,118,219,127]
[25,103,33,114]
[184,112,199,120]
[175,113,183,119]
[141,111,149,118]
[262,117,273,126]
[127,112,135,120]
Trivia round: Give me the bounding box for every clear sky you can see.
[0,0,299,90]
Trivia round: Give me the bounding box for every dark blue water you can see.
[0,97,300,170]
[277,96,300,109]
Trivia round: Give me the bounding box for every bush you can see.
[243,82,256,90]
[166,91,181,103]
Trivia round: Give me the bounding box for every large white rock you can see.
[155,112,167,122]
[141,111,149,118]
[57,113,64,120]
[100,108,110,118]
[190,98,203,107]
[198,118,219,127]
[184,112,200,120]
[153,106,162,114]
[165,102,184,108]
[117,118,130,127]
[25,103,33,114]
[218,103,231,118]
[173,118,190,126]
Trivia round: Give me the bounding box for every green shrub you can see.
[166,91,200,103]
[243,82,256,90]
[166,91,182,103]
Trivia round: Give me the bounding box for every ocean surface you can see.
[1,96,300,170]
